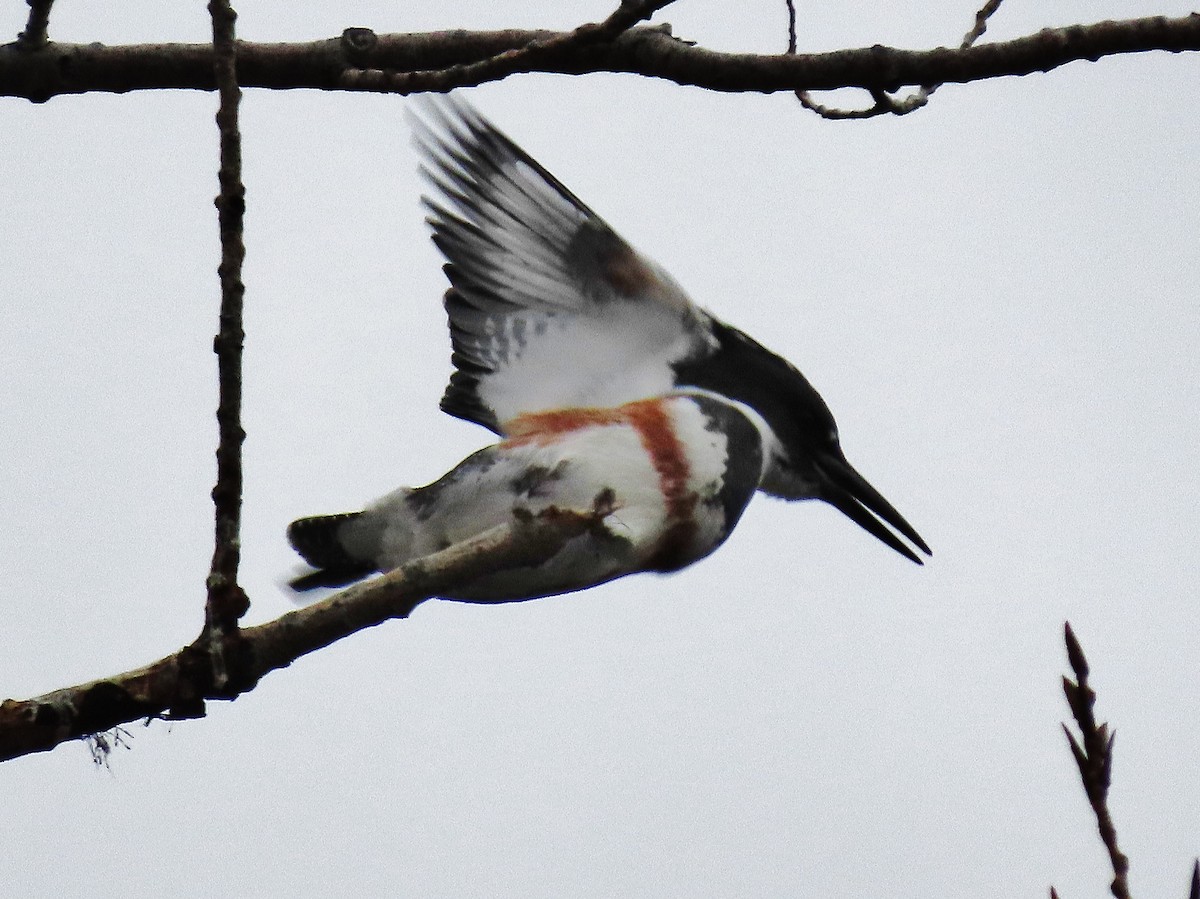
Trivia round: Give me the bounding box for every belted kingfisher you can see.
[409,96,931,563]
[288,393,767,599]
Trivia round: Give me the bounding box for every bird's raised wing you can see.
[409,95,714,434]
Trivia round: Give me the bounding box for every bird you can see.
[408,95,931,564]
[287,392,768,600]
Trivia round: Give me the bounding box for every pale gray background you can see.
[2,2,1198,896]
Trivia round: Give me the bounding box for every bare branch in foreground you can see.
[1061,621,1132,899]
[1,14,1197,103]
[0,509,603,763]
[205,0,249,645]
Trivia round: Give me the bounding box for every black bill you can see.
[816,453,931,565]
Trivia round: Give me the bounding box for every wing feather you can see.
[408,94,713,434]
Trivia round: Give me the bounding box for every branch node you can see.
[341,27,378,60]
[16,0,55,51]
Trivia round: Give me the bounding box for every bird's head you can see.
[759,420,931,564]
[677,321,931,564]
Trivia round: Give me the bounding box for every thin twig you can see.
[962,0,1005,49]
[1060,622,1132,899]
[782,0,915,118]
[340,0,679,94]
[793,0,1006,119]
[920,0,1007,97]
[796,87,928,119]
[206,0,249,647]
[16,0,55,49]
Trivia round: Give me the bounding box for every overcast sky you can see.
[3,2,1198,897]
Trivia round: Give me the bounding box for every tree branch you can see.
[15,0,55,50]
[0,508,603,763]
[340,0,677,94]
[1,14,1197,103]
[205,0,249,659]
[1060,622,1132,899]
[793,0,1007,119]
[962,0,1006,49]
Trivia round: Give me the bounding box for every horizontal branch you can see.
[0,508,599,763]
[1,14,1198,102]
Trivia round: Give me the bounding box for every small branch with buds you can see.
[1059,622,1131,899]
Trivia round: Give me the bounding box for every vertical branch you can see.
[16,0,56,49]
[1061,622,1132,899]
[206,0,249,640]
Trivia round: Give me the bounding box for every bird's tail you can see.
[287,512,377,591]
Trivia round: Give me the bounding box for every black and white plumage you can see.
[288,393,766,600]
[409,96,931,564]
